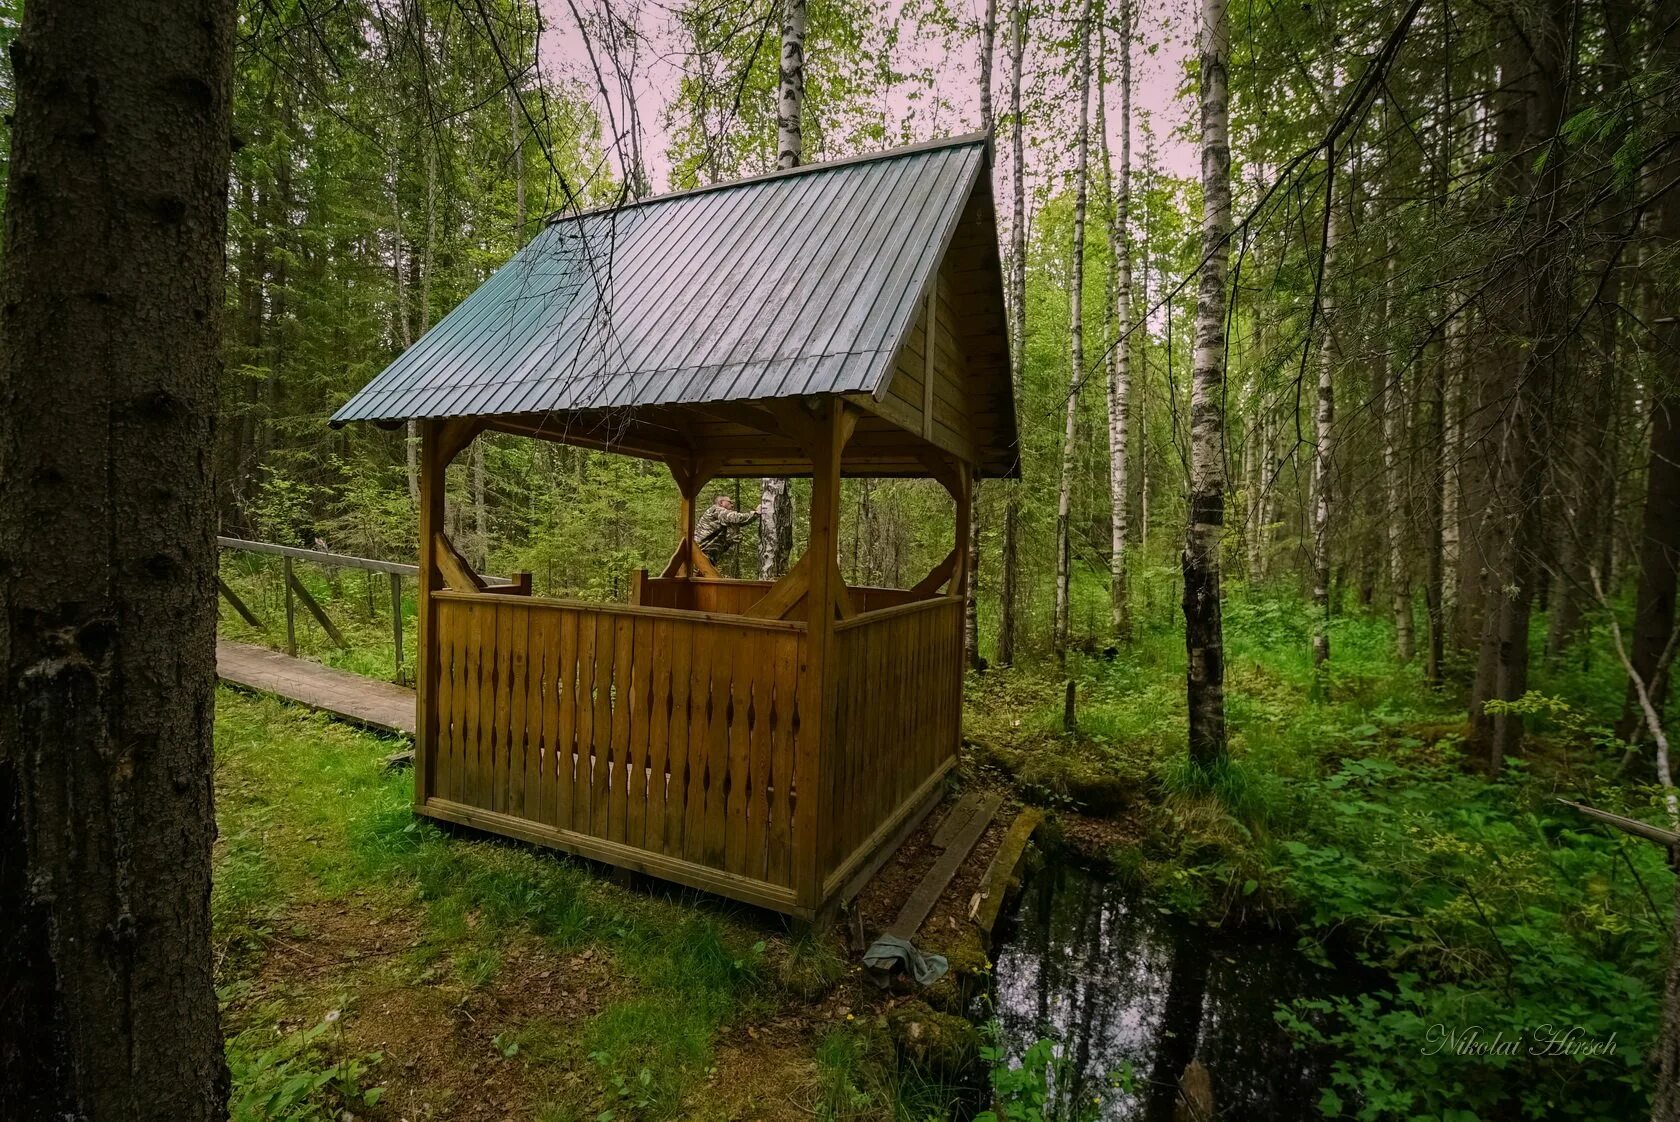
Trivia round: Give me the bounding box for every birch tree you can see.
[1101,0,1133,641]
[1053,0,1096,658]
[758,0,807,578]
[967,0,999,670]
[1183,0,1230,766]
[996,0,1028,668]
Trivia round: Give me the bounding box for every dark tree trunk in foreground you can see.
[1619,10,1680,745]
[0,1,234,1118]
[1469,0,1567,771]
[1184,0,1230,769]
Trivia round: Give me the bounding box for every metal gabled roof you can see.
[331,134,992,427]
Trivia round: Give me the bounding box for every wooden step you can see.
[888,791,1003,940]
[970,807,1045,937]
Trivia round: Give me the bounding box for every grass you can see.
[212,688,862,1121]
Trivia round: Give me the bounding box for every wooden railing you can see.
[217,536,525,684]
[422,590,810,912]
[633,573,933,617]
[822,596,963,892]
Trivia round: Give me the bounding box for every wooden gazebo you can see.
[332,134,1016,919]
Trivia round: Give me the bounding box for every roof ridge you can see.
[542,132,992,227]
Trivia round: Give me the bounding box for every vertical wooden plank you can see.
[608,613,634,845]
[723,634,753,875]
[507,604,528,818]
[665,620,695,857]
[491,603,513,814]
[431,603,456,802]
[683,623,714,865]
[645,618,673,855]
[767,632,798,888]
[527,606,551,822]
[743,635,774,881]
[702,632,736,869]
[572,608,596,834]
[555,608,578,831]
[626,615,653,850]
[590,613,615,839]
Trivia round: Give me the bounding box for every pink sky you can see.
[536,0,1200,195]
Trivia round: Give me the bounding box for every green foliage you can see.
[226,1013,385,1122]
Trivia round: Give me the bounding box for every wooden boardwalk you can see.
[216,639,415,736]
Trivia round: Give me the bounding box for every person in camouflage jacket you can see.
[693,494,759,564]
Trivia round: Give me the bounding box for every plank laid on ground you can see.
[887,790,1002,940]
[216,638,415,736]
[930,789,983,850]
[971,807,1045,937]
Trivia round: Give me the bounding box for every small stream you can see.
[986,861,1344,1120]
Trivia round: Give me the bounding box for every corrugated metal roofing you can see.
[331,135,992,426]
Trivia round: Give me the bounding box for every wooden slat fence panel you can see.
[427,592,807,901]
[825,598,962,878]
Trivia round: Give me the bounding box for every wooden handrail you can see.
[219,535,520,585]
[433,588,810,633]
[219,535,417,575]
[832,593,952,632]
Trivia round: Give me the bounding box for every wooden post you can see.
[282,556,297,657]
[414,420,447,807]
[413,416,481,805]
[389,572,404,683]
[795,401,853,916]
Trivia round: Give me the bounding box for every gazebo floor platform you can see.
[216,639,416,736]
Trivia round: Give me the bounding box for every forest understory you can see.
[214,558,1672,1121]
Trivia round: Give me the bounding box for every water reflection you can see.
[990,863,1336,1120]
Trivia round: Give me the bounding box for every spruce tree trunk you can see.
[759,0,806,580]
[1054,0,1096,659]
[996,0,1027,668]
[1103,3,1134,642]
[1621,6,1680,739]
[1469,0,1568,770]
[1311,187,1338,678]
[1184,0,1231,767]
[0,0,233,1117]
[1381,255,1414,662]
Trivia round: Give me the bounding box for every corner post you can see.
[414,417,479,806]
[414,419,446,807]
[796,401,852,915]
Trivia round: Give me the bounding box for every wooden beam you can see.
[795,400,853,912]
[660,538,691,579]
[922,278,936,440]
[285,563,349,649]
[745,551,810,620]
[910,548,959,597]
[414,419,449,805]
[434,532,488,592]
[216,576,262,627]
[689,541,722,579]
[479,572,533,595]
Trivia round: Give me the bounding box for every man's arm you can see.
[720,508,759,525]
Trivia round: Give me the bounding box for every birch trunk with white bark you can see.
[1103,3,1134,641]
[759,0,807,579]
[1053,0,1096,658]
[1184,0,1230,766]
